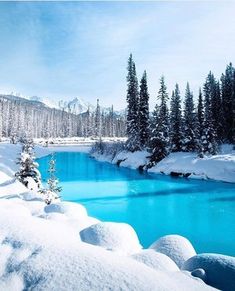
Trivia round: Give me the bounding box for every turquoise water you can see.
[38,152,235,256]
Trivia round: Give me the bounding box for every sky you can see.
[0,1,235,110]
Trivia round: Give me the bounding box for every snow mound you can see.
[44,202,87,219]
[80,222,142,254]
[149,235,196,269]
[183,253,235,290]
[131,249,179,272]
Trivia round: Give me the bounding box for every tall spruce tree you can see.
[170,84,183,152]
[125,54,140,151]
[197,88,204,138]
[232,68,235,142]
[196,88,204,155]
[138,70,150,148]
[221,63,235,143]
[202,72,218,154]
[95,99,101,138]
[149,76,169,164]
[183,82,197,151]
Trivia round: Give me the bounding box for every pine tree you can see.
[47,154,61,195]
[149,76,169,164]
[170,84,184,152]
[95,99,101,138]
[197,88,204,137]
[138,70,150,148]
[202,72,218,154]
[125,54,140,151]
[196,88,204,155]
[232,68,235,142]
[221,63,235,143]
[39,154,61,205]
[15,139,42,190]
[183,82,197,152]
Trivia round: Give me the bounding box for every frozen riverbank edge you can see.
[0,143,235,290]
[91,144,235,184]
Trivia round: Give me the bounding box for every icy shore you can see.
[0,143,234,290]
[92,144,235,183]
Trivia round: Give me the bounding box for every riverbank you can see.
[91,144,235,183]
[0,143,234,290]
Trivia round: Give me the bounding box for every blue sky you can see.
[0,1,234,109]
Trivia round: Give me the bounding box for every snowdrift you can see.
[80,222,142,254]
[149,235,196,269]
[183,253,235,291]
[0,143,233,290]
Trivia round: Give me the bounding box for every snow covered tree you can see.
[138,70,150,148]
[149,76,169,164]
[15,139,42,190]
[39,154,61,205]
[170,84,184,152]
[95,99,101,138]
[197,88,204,138]
[183,82,197,152]
[202,72,218,154]
[221,63,235,143]
[125,54,140,151]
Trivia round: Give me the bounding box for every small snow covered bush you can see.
[149,235,196,269]
[38,154,61,205]
[91,140,125,160]
[80,222,142,254]
[15,139,42,191]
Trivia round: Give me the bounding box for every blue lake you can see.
[38,151,235,256]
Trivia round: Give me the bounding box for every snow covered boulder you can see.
[80,222,142,254]
[131,249,179,272]
[149,235,196,269]
[183,253,235,291]
[44,202,87,219]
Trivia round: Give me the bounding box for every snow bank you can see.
[44,201,87,219]
[0,198,215,290]
[0,144,50,179]
[149,235,196,269]
[131,249,179,272]
[183,253,235,290]
[113,150,149,169]
[80,222,142,255]
[0,143,227,289]
[92,145,235,183]
[149,151,235,183]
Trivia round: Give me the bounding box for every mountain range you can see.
[1,93,125,115]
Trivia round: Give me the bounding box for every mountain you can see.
[58,97,125,116]
[58,97,95,114]
[0,94,48,108]
[0,93,125,116]
[29,96,58,109]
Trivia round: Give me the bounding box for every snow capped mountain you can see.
[58,97,95,114]
[29,96,58,109]
[0,92,125,116]
[58,97,125,116]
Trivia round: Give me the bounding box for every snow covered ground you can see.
[0,143,234,290]
[92,144,235,183]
